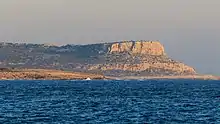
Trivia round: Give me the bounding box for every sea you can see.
[0,79,220,124]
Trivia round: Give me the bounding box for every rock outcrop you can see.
[88,40,196,76]
[109,41,165,55]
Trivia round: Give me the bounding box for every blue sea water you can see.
[0,79,220,124]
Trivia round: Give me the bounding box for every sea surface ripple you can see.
[0,79,220,123]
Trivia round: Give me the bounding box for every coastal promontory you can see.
[0,40,217,80]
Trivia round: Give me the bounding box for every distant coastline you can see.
[0,68,219,80]
[113,75,220,80]
[0,41,218,79]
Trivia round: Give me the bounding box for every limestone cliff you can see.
[88,40,196,76]
[109,40,165,56]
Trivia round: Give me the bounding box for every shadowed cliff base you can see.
[113,75,220,80]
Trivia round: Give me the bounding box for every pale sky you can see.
[0,0,220,75]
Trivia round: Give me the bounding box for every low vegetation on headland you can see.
[0,68,105,80]
[0,41,219,80]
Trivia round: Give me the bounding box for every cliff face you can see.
[109,41,165,56]
[88,40,196,76]
[89,63,195,75]
[0,40,197,77]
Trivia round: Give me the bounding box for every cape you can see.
[0,40,196,77]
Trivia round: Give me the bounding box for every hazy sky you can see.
[0,0,220,75]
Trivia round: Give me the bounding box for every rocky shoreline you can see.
[0,68,219,80]
[114,75,220,80]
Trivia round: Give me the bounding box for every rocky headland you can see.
[88,41,196,76]
[0,40,218,80]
